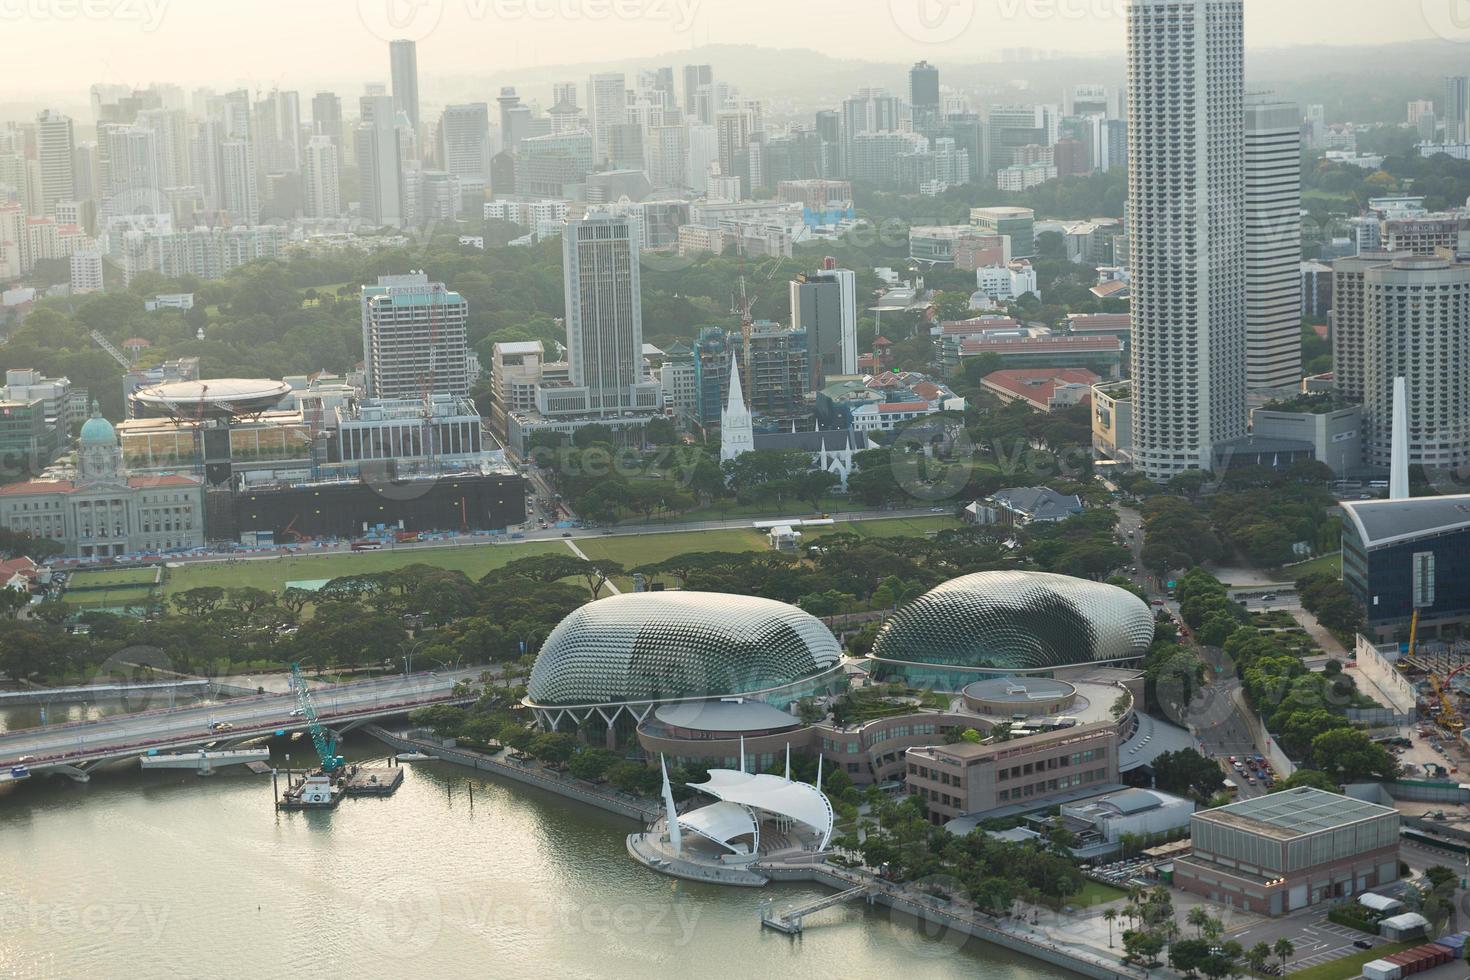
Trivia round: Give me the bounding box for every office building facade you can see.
[1127,0,1247,479]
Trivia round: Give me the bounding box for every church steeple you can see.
[719,355,754,464]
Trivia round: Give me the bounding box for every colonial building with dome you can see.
[0,404,205,558]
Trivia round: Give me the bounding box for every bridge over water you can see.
[0,670,479,782]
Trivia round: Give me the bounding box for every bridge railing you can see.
[0,690,475,768]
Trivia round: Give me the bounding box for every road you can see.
[0,669,481,769]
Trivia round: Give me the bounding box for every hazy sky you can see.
[2,0,1453,99]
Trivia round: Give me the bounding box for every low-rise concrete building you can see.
[905,722,1118,825]
[1173,788,1400,916]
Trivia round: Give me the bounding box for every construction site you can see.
[272,662,404,811]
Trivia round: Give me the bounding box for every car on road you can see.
[561,532,572,538]
[209,721,233,732]
[1151,599,1166,607]
[10,765,27,778]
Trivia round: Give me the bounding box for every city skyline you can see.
[0,0,1456,99]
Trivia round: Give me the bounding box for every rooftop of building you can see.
[981,368,1100,409]
[650,699,804,735]
[962,677,1074,705]
[1195,787,1397,839]
[986,486,1085,520]
[960,335,1121,352]
[1341,494,1470,550]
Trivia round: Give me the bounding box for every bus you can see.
[1221,778,1240,797]
[350,540,383,552]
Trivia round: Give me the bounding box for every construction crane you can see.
[290,662,344,773]
[90,330,133,370]
[1417,610,1467,733]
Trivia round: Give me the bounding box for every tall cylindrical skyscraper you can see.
[1126,0,1247,480]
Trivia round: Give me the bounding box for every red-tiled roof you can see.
[1066,313,1132,331]
[876,402,931,414]
[0,480,75,495]
[981,368,1101,411]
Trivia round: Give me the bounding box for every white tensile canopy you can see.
[677,801,758,854]
[687,769,835,849]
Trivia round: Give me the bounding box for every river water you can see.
[0,722,1080,980]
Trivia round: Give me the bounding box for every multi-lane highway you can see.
[0,669,481,773]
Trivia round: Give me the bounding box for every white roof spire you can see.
[726,355,745,413]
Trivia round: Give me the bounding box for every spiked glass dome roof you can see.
[526,592,843,707]
[870,571,1154,672]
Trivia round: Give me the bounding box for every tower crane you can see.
[290,662,344,773]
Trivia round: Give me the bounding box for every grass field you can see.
[1070,880,1128,908]
[67,567,159,588]
[1286,941,1417,980]
[162,541,566,596]
[571,530,767,588]
[1285,552,1342,581]
[161,517,962,598]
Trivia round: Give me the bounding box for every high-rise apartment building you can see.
[791,263,859,384]
[587,73,627,165]
[390,39,421,134]
[356,95,402,228]
[1244,99,1303,390]
[1362,255,1470,471]
[36,110,76,216]
[682,65,714,123]
[1331,252,1410,404]
[1126,0,1247,479]
[360,273,469,400]
[312,92,344,148]
[561,214,658,416]
[218,139,259,225]
[302,135,341,219]
[439,103,490,182]
[1446,76,1470,144]
[910,62,942,132]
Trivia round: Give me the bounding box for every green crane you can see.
[290,662,344,774]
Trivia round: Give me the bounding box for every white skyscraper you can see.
[1126,0,1247,480]
[302,135,341,219]
[360,273,469,400]
[1363,255,1470,473]
[587,73,627,165]
[36,110,76,216]
[1244,99,1302,390]
[563,213,657,415]
[390,39,421,134]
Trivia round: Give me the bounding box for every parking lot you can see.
[1228,911,1382,973]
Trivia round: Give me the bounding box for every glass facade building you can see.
[526,592,843,710]
[868,571,1155,688]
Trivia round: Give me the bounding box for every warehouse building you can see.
[1174,788,1400,916]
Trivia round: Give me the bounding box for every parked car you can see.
[1354,940,1375,950]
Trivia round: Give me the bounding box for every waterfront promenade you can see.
[367,725,1146,980]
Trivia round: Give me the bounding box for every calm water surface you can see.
[0,722,1081,980]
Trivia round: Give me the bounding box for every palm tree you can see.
[1246,942,1272,976]
[1188,906,1212,938]
[1104,908,1118,948]
[1273,938,1295,976]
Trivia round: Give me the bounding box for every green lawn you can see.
[571,529,767,571]
[1071,880,1129,907]
[1285,552,1342,581]
[64,585,156,608]
[162,541,566,596]
[67,567,158,588]
[1286,941,1418,980]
